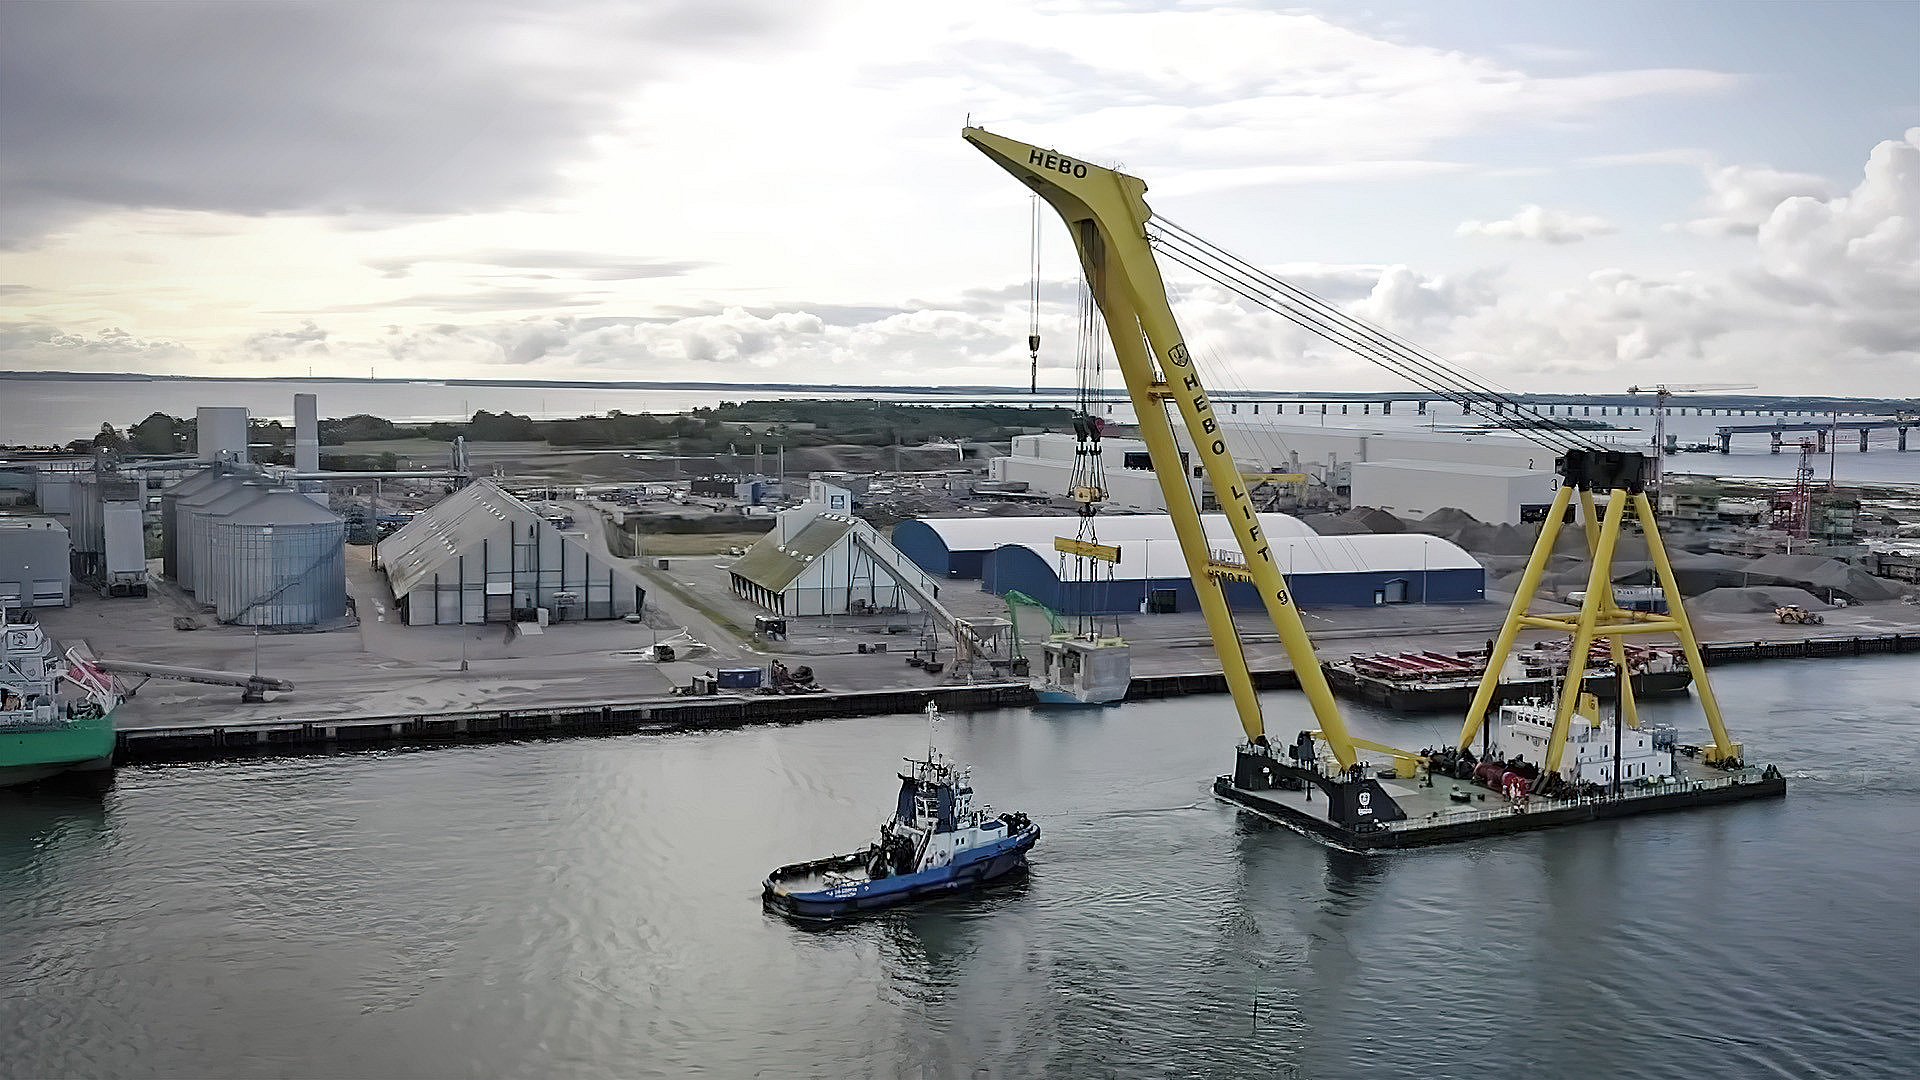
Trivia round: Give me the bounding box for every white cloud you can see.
[38,1,1920,398]
[0,322,192,370]
[1747,128,1920,356]
[1682,163,1833,236]
[1457,205,1616,244]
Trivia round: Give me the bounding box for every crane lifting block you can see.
[1054,536,1121,563]
[1206,561,1254,582]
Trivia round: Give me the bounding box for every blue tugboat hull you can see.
[764,826,1039,922]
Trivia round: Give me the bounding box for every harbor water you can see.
[3,657,1917,1079]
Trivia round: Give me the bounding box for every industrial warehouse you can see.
[980,531,1485,613]
[893,513,1319,579]
[377,480,647,626]
[728,481,943,617]
[895,514,1484,613]
[988,423,1559,523]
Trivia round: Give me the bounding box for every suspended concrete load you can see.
[210,489,347,627]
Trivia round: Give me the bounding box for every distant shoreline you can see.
[0,370,1908,411]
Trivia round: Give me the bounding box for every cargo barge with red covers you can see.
[1323,641,1691,713]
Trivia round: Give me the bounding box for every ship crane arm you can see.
[963,127,1362,768]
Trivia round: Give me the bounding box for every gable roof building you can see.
[376,481,645,625]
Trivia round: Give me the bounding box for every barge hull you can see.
[1213,772,1787,852]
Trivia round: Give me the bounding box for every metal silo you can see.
[161,467,231,582]
[213,490,346,626]
[182,478,271,600]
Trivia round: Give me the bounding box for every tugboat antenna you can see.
[925,699,939,761]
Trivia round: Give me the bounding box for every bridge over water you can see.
[1714,419,1917,454]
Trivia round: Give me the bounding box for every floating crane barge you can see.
[963,128,1785,851]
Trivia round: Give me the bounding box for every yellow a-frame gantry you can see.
[964,126,1363,770]
[1459,449,1744,774]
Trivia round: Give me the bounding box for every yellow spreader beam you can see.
[965,126,1360,768]
[1053,536,1122,563]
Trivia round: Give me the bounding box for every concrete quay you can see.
[25,537,1920,767]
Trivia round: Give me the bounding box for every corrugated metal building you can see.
[981,533,1483,613]
[377,481,645,625]
[728,514,858,615]
[0,516,72,608]
[989,424,1569,512]
[69,473,148,594]
[892,512,1318,579]
[727,482,926,616]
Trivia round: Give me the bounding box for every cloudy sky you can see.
[2,0,1917,395]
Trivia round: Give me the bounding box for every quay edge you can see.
[115,683,1033,764]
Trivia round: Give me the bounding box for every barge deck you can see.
[1213,753,1786,851]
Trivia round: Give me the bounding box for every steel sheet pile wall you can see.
[211,491,346,626]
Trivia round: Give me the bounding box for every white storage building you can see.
[1349,459,1558,526]
[0,517,71,608]
[989,423,1570,513]
[981,532,1484,613]
[892,512,1318,579]
[728,482,937,617]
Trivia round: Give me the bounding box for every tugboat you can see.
[763,702,1040,922]
[0,605,120,788]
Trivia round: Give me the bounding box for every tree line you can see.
[66,400,1070,457]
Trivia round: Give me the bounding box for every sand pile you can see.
[1691,586,1833,614]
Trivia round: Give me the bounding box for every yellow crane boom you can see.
[964,126,1361,768]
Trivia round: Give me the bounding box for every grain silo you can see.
[160,467,233,583]
[180,477,272,599]
[211,489,346,626]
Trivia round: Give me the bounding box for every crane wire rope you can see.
[1027,194,1043,395]
[1168,288,1430,574]
[1147,219,1601,455]
[1150,217,1581,442]
[1063,270,1117,636]
[1151,228,1588,455]
[1152,221,1596,454]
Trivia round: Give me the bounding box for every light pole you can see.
[1142,538,1152,612]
